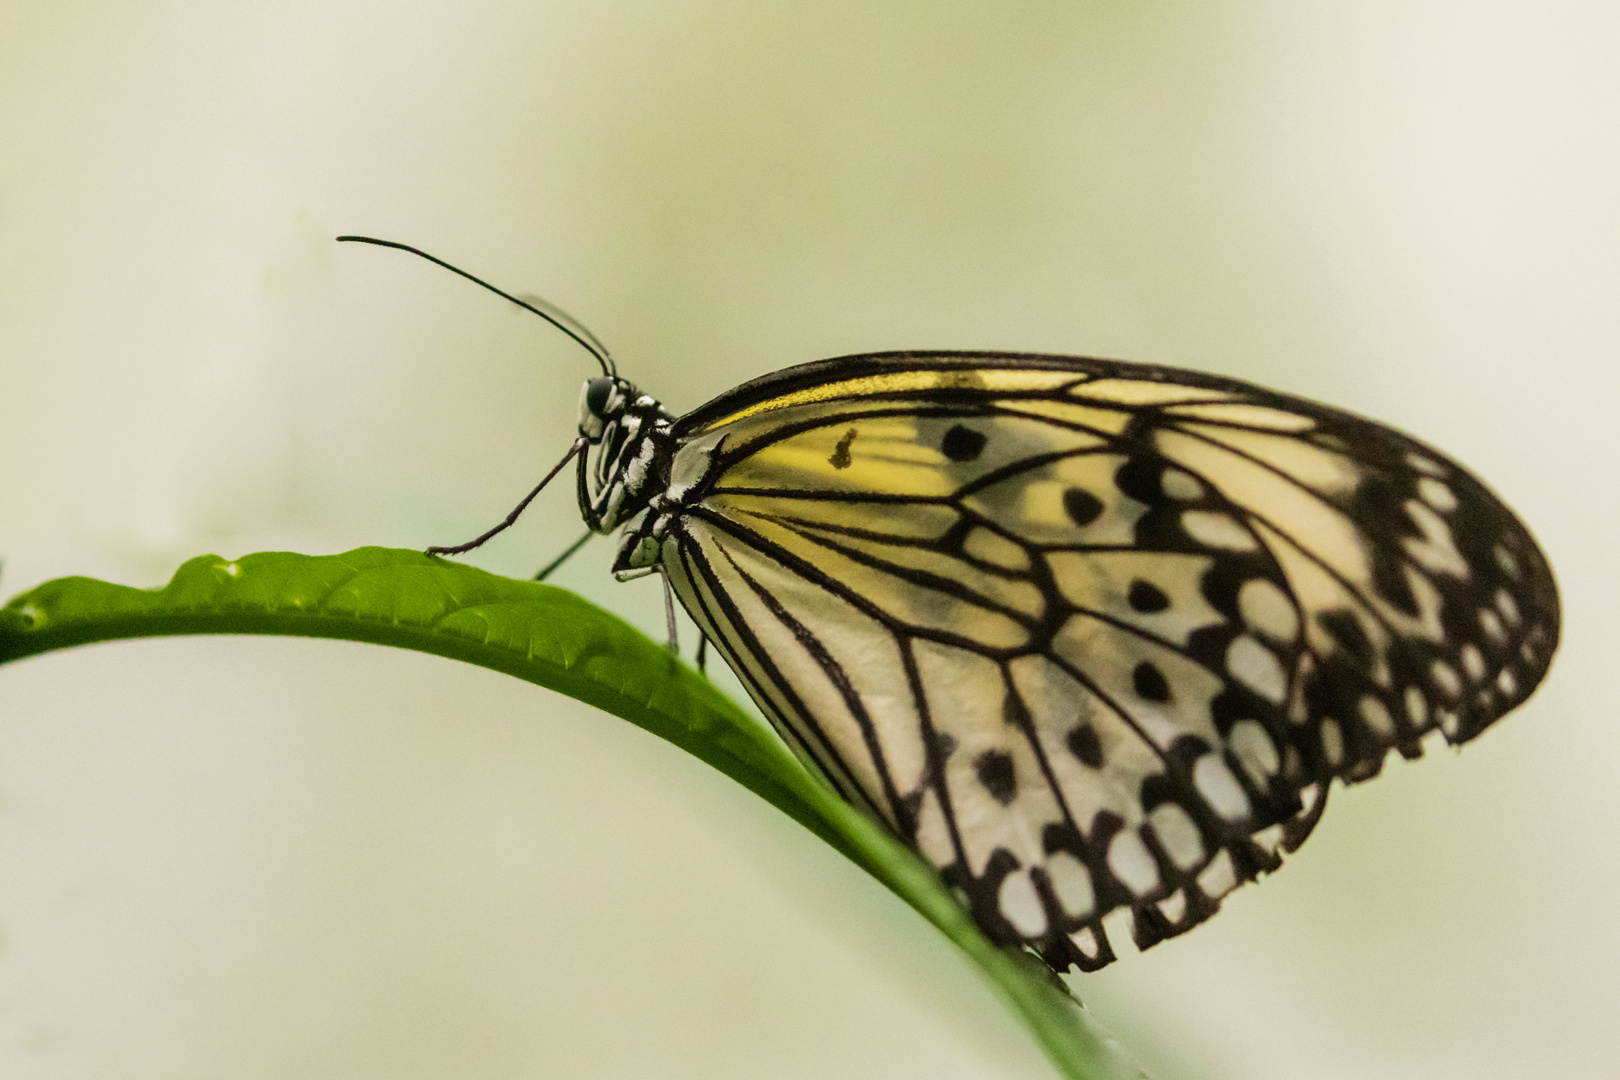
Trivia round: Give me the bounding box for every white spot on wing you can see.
[1158,889,1188,923]
[1237,578,1298,641]
[1226,635,1287,703]
[1196,848,1238,899]
[1102,908,1137,956]
[1404,686,1429,727]
[1069,925,1102,960]
[1418,477,1459,512]
[1043,852,1096,918]
[1107,829,1162,896]
[1181,511,1258,551]
[1431,660,1463,698]
[1494,544,1520,579]
[1288,654,1314,724]
[1358,695,1395,738]
[1406,452,1446,477]
[1193,754,1251,821]
[1299,782,1322,816]
[999,870,1049,937]
[1461,644,1487,682]
[1160,469,1204,500]
[1149,803,1205,870]
[1496,589,1521,627]
[1320,718,1344,767]
[1250,823,1286,855]
[1228,719,1280,784]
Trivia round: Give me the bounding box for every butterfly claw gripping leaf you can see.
[568,351,1558,971]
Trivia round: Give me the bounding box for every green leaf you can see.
[0,546,1142,1080]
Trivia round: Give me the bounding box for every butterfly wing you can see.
[656,352,1558,970]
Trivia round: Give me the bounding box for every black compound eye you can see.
[584,377,617,417]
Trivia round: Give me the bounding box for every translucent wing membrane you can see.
[655,353,1557,971]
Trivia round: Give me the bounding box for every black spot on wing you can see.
[942,423,987,462]
[829,427,856,469]
[1133,661,1171,702]
[1128,579,1170,613]
[1067,723,1104,768]
[1063,487,1105,527]
[975,749,1018,805]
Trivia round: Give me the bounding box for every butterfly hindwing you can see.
[655,352,1558,970]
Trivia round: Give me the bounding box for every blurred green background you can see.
[1,3,1615,1078]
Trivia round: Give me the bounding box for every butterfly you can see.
[339,237,1561,972]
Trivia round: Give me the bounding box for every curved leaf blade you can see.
[0,546,1142,1080]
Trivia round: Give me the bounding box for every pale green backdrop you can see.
[1,4,1615,1079]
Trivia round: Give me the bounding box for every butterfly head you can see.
[576,375,675,534]
[577,375,635,441]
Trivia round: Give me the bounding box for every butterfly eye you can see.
[584,376,618,418]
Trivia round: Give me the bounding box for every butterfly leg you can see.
[660,568,680,654]
[534,529,594,581]
[428,439,585,557]
[695,633,708,674]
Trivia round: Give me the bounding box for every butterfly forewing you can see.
[655,352,1557,970]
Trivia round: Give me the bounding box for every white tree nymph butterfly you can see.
[340,237,1560,972]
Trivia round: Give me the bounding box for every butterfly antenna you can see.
[511,291,615,368]
[336,235,616,377]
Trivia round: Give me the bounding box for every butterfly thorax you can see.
[576,375,681,575]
